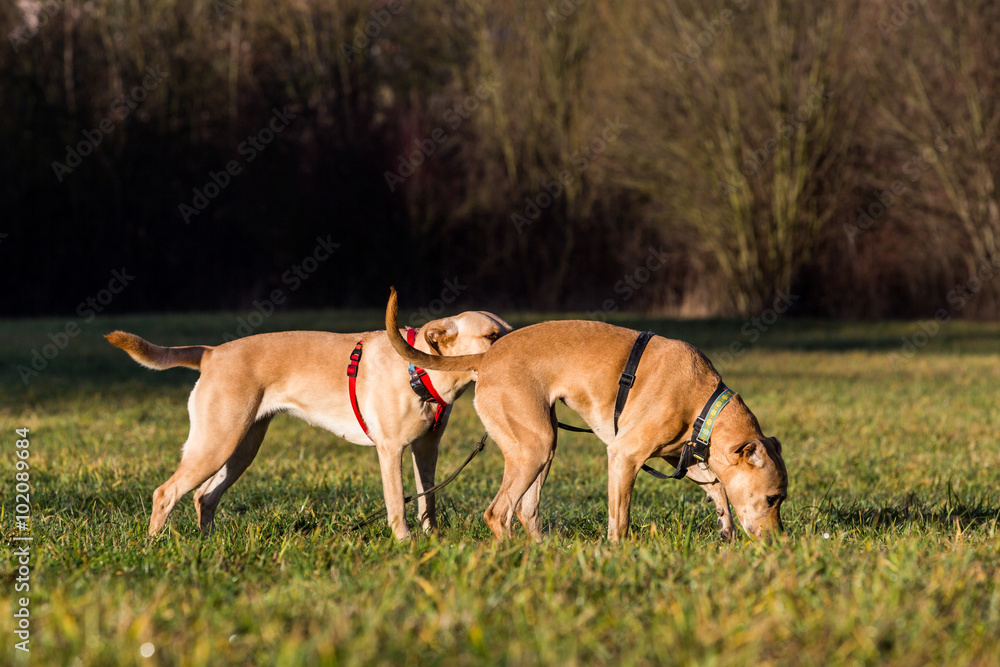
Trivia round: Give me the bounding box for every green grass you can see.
[2,310,999,665]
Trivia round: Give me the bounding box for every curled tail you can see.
[385,288,483,372]
[105,331,208,370]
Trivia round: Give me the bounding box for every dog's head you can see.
[717,436,787,541]
[420,311,512,357]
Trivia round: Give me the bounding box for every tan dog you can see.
[384,290,787,542]
[106,311,511,540]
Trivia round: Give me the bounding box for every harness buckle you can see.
[690,440,710,462]
[619,372,635,388]
[347,341,364,378]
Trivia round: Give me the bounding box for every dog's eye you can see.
[486,332,499,340]
[766,494,784,507]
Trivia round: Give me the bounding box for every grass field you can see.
[2,310,999,666]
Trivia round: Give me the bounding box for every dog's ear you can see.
[424,319,458,353]
[767,436,783,454]
[734,440,767,468]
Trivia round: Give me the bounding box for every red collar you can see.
[406,328,448,431]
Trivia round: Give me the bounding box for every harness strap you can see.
[406,328,448,431]
[347,340,374,442]
[614,331,654,434]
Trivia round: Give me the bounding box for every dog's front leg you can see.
[375,442,411,540]
[606,449,641,542]
[664,458,735,541]
[410,431,442,534]
[703,481,735,542]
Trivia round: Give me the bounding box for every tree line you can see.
[2,0,998,318]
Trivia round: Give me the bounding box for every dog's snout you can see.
[755,512,784,542]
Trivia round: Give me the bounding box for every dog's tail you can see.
[105,331,208,370]
[385,288,483,372]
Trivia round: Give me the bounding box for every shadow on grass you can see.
[803,490,1000,534]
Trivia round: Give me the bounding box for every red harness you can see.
[346,329,448,442]
[405,328,448,432]
[346,340,372,441]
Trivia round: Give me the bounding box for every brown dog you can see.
[106,311,510,539]
[384,289,787,542]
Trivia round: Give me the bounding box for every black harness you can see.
[558,330,735,481]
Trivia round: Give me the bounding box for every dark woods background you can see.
[2,0,999,319]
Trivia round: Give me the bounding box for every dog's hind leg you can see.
[480,402,557,541]
[193,416,272,532]
[513,408,558,541]
[513,457,553,541]
[148,382,260,536]
[484,457,551,540]
[410,425,444,534]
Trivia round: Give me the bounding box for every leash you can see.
[352,433,489,532]
[554,330,734,481]
[557,420,670,479]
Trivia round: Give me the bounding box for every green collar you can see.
[692,383,735,451]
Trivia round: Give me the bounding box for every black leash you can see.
[352,433,489,532]
[557,419,670,479]
[555,422,593,433]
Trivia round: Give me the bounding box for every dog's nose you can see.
[755,513,784,542]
